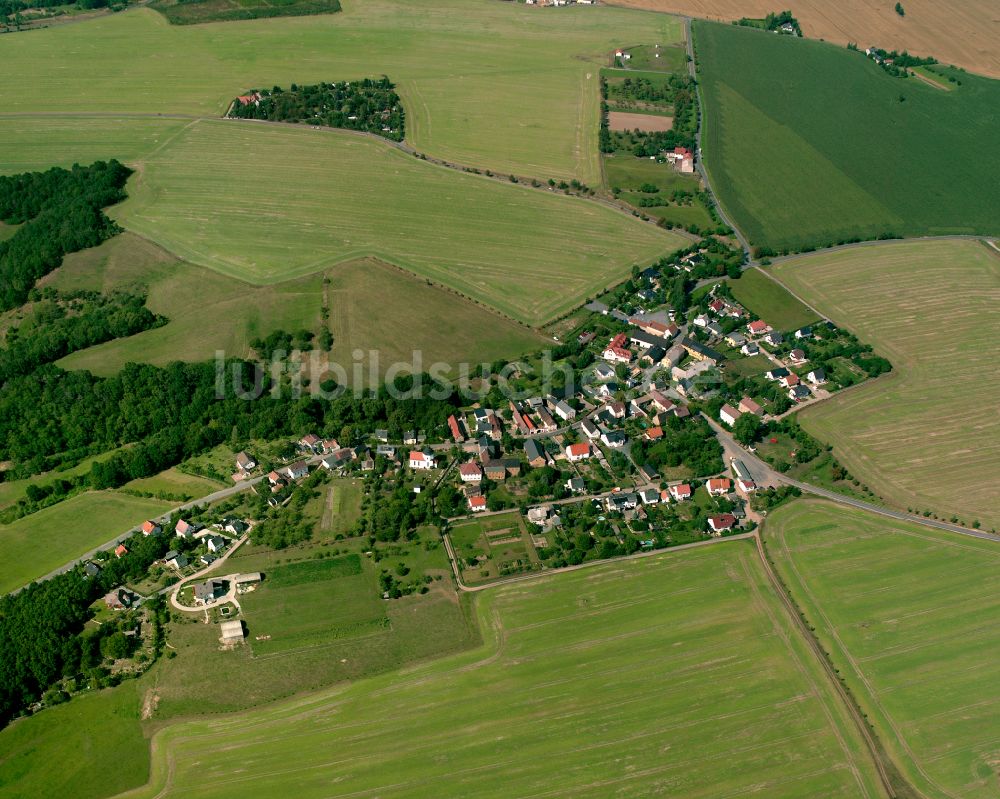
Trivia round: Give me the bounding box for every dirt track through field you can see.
[608,0,1000,79]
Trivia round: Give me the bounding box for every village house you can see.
[553,400,576,422]
[594,362,616,381]
[669,483,693,501]
[175,519,201,538]
[666,146,694,173]
[566,476,586,493]
[141,520,161,536]
[719,404,742,427]
[708,513,737,533]
[448,414,466,443]
[223,518,247,535]
[524,438,547,468]
[788,385,811,402]
[459,462,483,482]
[284,461,310,481]
[707,478,732,496]
[535,407,558,432]
[645,425,664,441]
[104,588,136,610]
[706,321,724,338]
[468,495,487,513]
[725,332,747,348]
[298,433,321,453]
[601,429,627,448]
[164,550,188,570]
[235,451,257,471]
[681,337,723,365]
[565,442,592,462]
[581,418,601,440]
[764,331,784,347]
[194,579,226,605]
[321,438,339,454]
[780,373,800,388]
[606,401,627,419]
[84,561,101,578]
[789,348,808,365]
[747,320,771,336]
[767,367,790,381]
[206,535,227,554]
[606,492,639,512]
[795,326,813,340]
[737,478,757,494]
[403,430,418,445]
[409,449,436,470]
[114,544,129,559]
[664,344,687,368]
[806,368,826,385]
[741,341,760,356]
[649,389,674,414]
[376,444,397,459]
[639,488,660,506]
[738,397,763,416]
[692,314,710,329]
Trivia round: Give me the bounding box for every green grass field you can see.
[0,0,683,183]
[727,266,820,331]
[150,0,342,25]
[121,467,225,500]
[773,239,1000,531]
[116,542,885,799]
[240,555,388,654]
[0,491,174,594]
[50,236,545,376]
[0,685,149,799]
[103,120,682,326]
[766,499,1000,799]
[695,22,1000,251]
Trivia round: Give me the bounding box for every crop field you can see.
[694,21,1000,251]
[0,0,684,183]
[0,685,148,799]
[608,0,1000,80]
[116,541,884,799]
[103,120,683,326]
[773,239,1000,530]
[0,491,174,594]
[727,267,820,331]
[766,499,1000,798]
[49,235,543,376]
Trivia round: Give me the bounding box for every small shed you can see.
[219,620,245,642]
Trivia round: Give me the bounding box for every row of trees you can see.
[0,160,131,311]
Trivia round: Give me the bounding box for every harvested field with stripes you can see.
[773,239,1000,531]
[112,542,884,799]
[767,499,1000,799]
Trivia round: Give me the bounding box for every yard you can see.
[766,499,1000,799]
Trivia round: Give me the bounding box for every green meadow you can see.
[0,0,683,183]
[107,120,683,325]
[115,542,884,799]
[695,22,1000,251]
[0,492,174,594]
[767,500,1000,799]
[51,236,545,376]
[727,266,820,332]
[773,239,1000,531]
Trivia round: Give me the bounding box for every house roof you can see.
[707,478,731,492]
[469,496,487,508]
[671,483,692,497]
[459,462,482,476]
[748,320,769,332]
[567,442,590,457]
[645,426,664,440]
[141,520,159,534]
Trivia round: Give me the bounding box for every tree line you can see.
[0,161,131,311]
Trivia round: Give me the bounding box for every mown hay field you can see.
[694,21,1000,251]
[115,541,885,799]
[766,499,1000,799]
[726,266,820,332]
[50,236,545,376]
[0,492,174,594]
[0,0,684,183]
[772,239,1000,530]
[109,120,685,325]
[608,0,1000,80]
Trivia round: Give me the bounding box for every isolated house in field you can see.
[194,579,226,605]
[141,520,161,537]
[235,451,257,471]
[459,462,483,482]
[565,442,591,462]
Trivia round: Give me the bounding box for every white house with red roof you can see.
[708,513,737,533]
[747,320,771,336]
[719,404,742,427]
[141,520,161,536]
[565,442,592,462]
[468,495,487,513]
[409,450,436,470]
[669,483,692,501]
[707,478,731,496]
[459,462,482,482]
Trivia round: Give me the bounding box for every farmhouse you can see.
[565,442,592,462]
[459,462,483,482]
[409,450,436,470]
[666,146,694,173]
